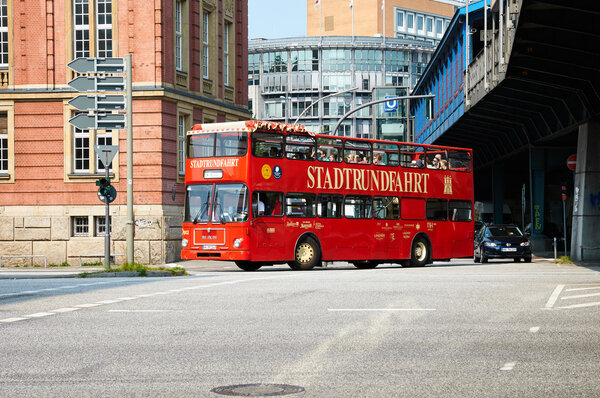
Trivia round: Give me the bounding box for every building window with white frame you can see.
[94,216,111,236]
[74,126,90,173]
[74,0,90,58]
[0,0,8,68]
[178,115,186,176]
[96,0,113,57]
[202,11,209,79]
[223,22,230,86]
[175,0,183,71]
[72,216,89,237]
[396,9,405,33]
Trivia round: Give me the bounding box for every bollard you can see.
[553,237,557,260]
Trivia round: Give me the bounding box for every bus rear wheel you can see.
[409,236,429,267]
[353,261,379,269]
[290,237,321,270]
[235,261,262,272]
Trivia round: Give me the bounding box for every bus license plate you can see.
[502,247,517,252]
[203,245,217,250]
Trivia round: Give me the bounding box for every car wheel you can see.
[524,256,532,263]
[481,252,488,263]
[513,258,521,263]
[235,261,262,271]
[290,237,321,270]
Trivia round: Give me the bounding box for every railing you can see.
[0,255,47,268]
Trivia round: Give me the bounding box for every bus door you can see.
[251,191,285,260]
[374,196,402,259]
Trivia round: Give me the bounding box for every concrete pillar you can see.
[530,148,546,251]
[492,162,505,224]
[571,119,600,261]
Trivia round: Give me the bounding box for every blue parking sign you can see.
[384,96,398,112]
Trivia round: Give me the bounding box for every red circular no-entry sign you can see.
[567,154,577,171]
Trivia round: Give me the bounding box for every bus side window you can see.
[252,131,283,158]
[286,193,316,218]
[374,196,400,220]
[344,195,372,219]
[252,191,284,217]
[426,198,448,221]
[286,134,315,161]
[317,194,343,218]
[317,137,343,163]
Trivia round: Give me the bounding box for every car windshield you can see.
[487,226,523,237]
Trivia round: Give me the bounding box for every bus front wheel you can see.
[290,237,321,270]
[409,237,429,267]
[235,261,262,272]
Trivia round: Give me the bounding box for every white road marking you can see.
[565,286,600,292]
[0,317,28,323]
[108,310,169,313]
[557,301,600,309]
[52,308,81,313]
[26,312,56,318]
[75,303,102,308]
[545,285,565,309]
[561,292,600,300]
[501,362,516,371]
[328,308,436,312]
[529,327,540,333]
[0,275,298,325]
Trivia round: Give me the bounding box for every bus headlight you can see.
[182,238,188,248]
[233,238,243,248]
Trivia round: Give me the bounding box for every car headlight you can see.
[182,238,188,248]
[484,242,497,247]
[520,241,530,247]
[233,238,243,248]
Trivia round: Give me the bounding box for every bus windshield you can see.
[184,183,249,224]
[187,131,248,158]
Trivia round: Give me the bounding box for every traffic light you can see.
[561,185,567,202]
[96,177,112,197]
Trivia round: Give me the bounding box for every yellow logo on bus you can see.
[261,164,272,179]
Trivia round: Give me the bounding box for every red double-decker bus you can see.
[181,121,474,271]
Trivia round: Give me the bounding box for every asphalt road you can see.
[1,259,599,397]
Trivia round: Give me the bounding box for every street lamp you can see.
[292,87,359,125]
[279,95,290,123]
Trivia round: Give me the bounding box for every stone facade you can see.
[0,205,182,266]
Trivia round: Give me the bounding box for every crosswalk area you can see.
[546,284,600,310]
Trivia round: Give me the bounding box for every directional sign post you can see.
[69,113,126,130]
[68,57,129,268]
[69,95,126,111]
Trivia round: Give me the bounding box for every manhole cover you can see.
[211,383,304,396]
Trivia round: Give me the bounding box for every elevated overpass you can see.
[411,0,600,259]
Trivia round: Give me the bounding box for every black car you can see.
[474,224,532,263]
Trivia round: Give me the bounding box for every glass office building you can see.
[249,36,436,141]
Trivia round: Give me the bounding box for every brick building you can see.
[0,0,250,266]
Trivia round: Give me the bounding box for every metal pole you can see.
[465,0,470,107]
[483,0,488,90]
[563,199,567,257]
[126,54,134,265]
[105,152,111,270]
[331,94,434,136]
[293,87,358,125]
[499,0,504,65]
